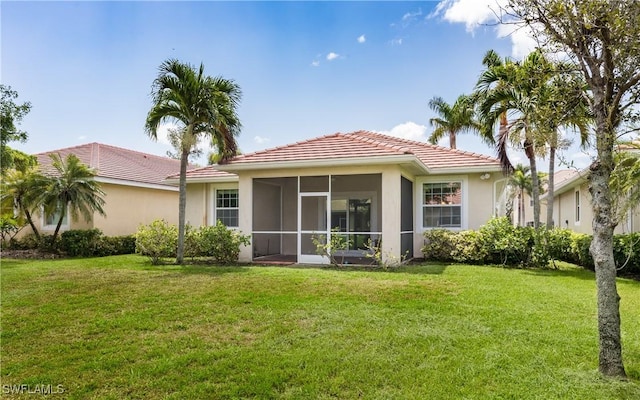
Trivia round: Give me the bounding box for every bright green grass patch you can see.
[1,255,639,399]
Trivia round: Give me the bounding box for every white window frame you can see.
[416,176,468,232]
[574,189,581,226]
[42,203,70,231]
[214,188,239,228]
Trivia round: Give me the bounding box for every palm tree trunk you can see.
[176,148,189,265]
[546,144,556,228]
[525,139,541,229]
[23,206,40,241]
[449,131,457,149]
[51,207,66,246]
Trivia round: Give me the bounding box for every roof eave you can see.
[215,154,431,174]
[164,175,240,185]
[425,165,503,175]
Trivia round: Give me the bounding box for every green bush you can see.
[8,233,53,251]
[450,230,488,264]
[135,220,250,265]
[60,229,103,257]
[421,229,456,262]
[95,235,136,256]
[196,220,250,264]
[135,220,178,264]
[613,232,640,275]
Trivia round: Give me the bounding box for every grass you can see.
[1,255,639,399]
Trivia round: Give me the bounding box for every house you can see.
[25,143,184,237]
[171,131,506,264]
[542,168,639,234]
[521,141,640,234]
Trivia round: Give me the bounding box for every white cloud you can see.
[357,34,366,43]
[254,135,270,144]
[402,9,423,22]
[390,38,403,46]
[326,52,339,61]
[77,135,87,141]
[434,0,536,59]
[439,0,501,32]
[311,60,320,67]
[379,122,428,142]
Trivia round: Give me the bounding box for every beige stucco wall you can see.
[16,182,179,238]
[91,183,179,236]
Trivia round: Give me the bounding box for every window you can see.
[575,190,581,223]
[216,189,239,227]
[423,182,462,228]
[43,202,68,229]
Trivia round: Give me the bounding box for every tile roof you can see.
[35,143,188,187]
[220,130,500,170]
[166,165,237,181]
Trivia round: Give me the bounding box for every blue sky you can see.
[2,0,591,168]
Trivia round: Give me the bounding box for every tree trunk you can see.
[546,144,556,228]
[176,147,189,265]
[589,96,626,378]
[525,140,540,229]
[23,206,40,241]
[449,131,457,149]
[51,206,66,246]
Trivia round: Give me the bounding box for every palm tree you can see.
[0,167,47,240]
[476,49,557,229]
[535,72,591,227]
[427,94,482,149]
[145,59,242,264]
[508,165,531,227]
[40,153,106,245]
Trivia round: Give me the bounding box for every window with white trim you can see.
[575,190,581,223]
[216,189,239,227]
[423,182,462,228]
[43,202,69,229]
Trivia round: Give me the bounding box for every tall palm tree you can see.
[427,94,482,149]
[145,59,242,264]
[476,49,557,228]
[40,153,106,245]
[535,72,591,227]
[508,164,531,227]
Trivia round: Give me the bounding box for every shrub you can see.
[197,220,250,264]
[450,230,488,264]
[95,235,136,256]
[135,220,178,264]
[421,229,456,262]
[613,232,640,275]
[60,229,103,257]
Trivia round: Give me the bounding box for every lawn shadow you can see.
[523,267,596,281]
[396,263,450,275]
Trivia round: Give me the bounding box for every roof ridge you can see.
[348,131,413,154]
[230,132,344,162]
[354,130,496,161]
[36,142,184,165]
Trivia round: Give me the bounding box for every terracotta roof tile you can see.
[166,165,237,180]
[183,130,501,179]
[35,143,189,186]
[226,130,500,169]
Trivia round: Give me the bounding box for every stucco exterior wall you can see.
[92,183,179,236]
[16,183,179,238]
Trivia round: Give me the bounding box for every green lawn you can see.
[1,255,639,399]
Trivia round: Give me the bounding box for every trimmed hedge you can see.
[135,219,250,265]
[422,218,640,275]
[7,229,136,257]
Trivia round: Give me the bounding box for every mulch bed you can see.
[1,249,61,259]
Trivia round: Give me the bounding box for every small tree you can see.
[40,154,106,245]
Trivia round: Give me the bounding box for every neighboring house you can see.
[169,131,505,264]
[521,141,640,234]
[25,143,185,237]
[538,168,639,235]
